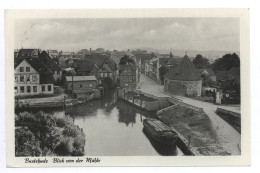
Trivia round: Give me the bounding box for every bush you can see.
[15,127,42,157]
[15,111,86,156]
[56,118,67,128]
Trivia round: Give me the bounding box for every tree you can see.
[193,54,211,69]
[119,55,135,65]
[159,65,169,83]
[212,53,240,71]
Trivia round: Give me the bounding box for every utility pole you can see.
[71,72,74,98]
[71,62,74,98]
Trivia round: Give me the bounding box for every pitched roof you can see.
[75,59,94,73]
[15,57,53,75]
[17,49,40,58]
[205,68,216,76]
[134,53,155,64]
[66,76,97,82]
[167,57,182,66]
[198,68,216,76]
[39,51,62,72]
[100,64,113,73]
[164,55,202,81]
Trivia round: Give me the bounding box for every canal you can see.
[28,91,183,156]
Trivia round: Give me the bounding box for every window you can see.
[90,84,93,87]
[26,67,30,72]
[33,86,37,92]
[100,73,103,77]
[42,85,45,92]
[79,84,83,88]
[26,75,30,83]
[125,83,128,87]
[15,76,18,82]
[104,73,107,77]
[32,75,37,82]
[48,85,52,91]
[20,86,24,93]
[57,71,60,75]
[20,67,24,72]
[14,87,18,93]
[20,75,24,82]
[27,86,31,93]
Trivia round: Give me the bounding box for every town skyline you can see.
[15,18,239,52]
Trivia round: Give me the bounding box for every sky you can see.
[15,18,239,52]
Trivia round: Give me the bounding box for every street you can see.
[139,74,241,155]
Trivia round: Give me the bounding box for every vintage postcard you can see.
[5,9,250,167]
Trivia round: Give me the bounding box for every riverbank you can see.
[216,108,241,133]
[15,111,86,156]
[157,105,233,155]
[15,92,101,110]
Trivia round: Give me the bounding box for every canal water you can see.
[26,91,183,156]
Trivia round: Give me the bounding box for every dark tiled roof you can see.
[75,54,117,73]
[15,57,53,74]
[17,49,40,58]
[164,55,202,81]
[40,74,55,84]
[15,57,54,84]
[75,59,94,73]
[39,51,62,72]
[198,68,216,76]
[167,57,182,66]
[134,53,155,64]
[205,68,216,76]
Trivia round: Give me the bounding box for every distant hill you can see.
[127,48,240,63]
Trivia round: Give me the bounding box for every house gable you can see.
[15,59,38,74]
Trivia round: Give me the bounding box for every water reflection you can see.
[19,89,182,156]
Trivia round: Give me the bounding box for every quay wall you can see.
[117,88,168,111]
[169,97,204,113]
[216,108,240,118]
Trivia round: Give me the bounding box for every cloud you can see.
[15,18,239,52]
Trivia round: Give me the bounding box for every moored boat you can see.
[143,118,178,145]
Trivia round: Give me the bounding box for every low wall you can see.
[216,108,240,118]
[156,105,177,115]
[216,108,241,133]
[118,88,170,110]
[141,92,170,109]
[119,95,160,111]
[169,97,204,113]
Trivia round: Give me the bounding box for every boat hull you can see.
[143,119,178,146]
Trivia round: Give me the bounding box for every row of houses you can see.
[14,48,140,98]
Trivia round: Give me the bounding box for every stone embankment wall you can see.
[169,97,204,113]
[117,88,168,111]
[216,108,240,118]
